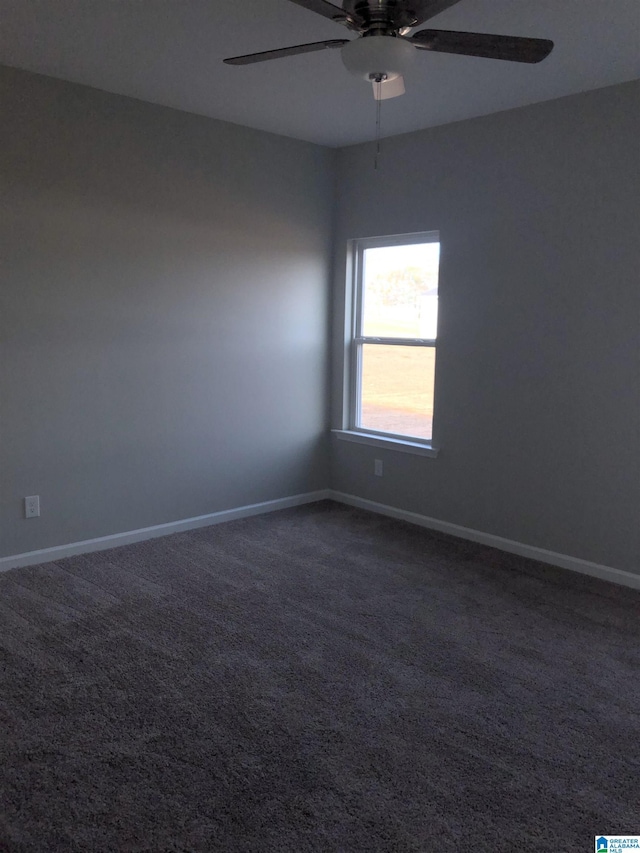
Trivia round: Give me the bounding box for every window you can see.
[345,231,440,450]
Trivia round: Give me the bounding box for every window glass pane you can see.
[362,242,439,339]
[359,345,435,440]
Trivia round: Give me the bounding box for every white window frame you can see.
[334,230,440,458]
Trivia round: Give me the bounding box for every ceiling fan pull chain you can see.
[374,78,382,170]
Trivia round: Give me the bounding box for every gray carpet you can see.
[1,500,638,852]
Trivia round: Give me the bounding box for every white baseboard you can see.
[3,488,637,591]
[0,490,331,573]
[328,491,640,591]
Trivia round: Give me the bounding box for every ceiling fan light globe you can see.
[341,35,414,81]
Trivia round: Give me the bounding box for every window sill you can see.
[332,430,440,458]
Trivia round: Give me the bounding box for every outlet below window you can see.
[24,495,40,518]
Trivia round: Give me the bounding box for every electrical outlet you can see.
[24,495,40,518]
[374,459,383,477]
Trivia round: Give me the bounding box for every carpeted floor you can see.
[1,500,638,852]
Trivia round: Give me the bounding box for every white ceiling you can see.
[0,0,638,147]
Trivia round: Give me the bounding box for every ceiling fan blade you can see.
[285,0,353,26]
[372,75,406,100]
[410,29,554,63]
[224,39,348,65]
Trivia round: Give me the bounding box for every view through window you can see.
[351,234,440,442]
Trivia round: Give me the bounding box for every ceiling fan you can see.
[224,0,554,100]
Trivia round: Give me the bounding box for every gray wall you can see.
[1,66,334,558]
[2,65,637,574]
[331,81,640,573]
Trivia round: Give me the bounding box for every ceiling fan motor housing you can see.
[343,0,420,33]
[341,34,415,81]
